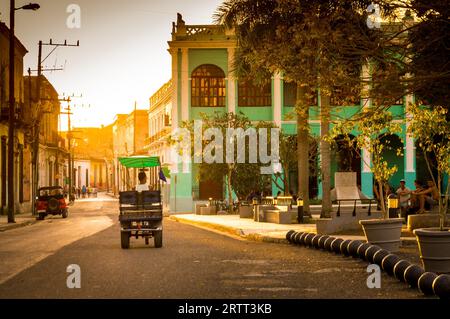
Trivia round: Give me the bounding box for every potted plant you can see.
[329,109,404,252]
[409,105,450,274]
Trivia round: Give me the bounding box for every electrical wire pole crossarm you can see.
[30,39,79,215]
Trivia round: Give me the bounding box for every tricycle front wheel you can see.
[121,231,130,249]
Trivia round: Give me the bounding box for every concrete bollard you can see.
[418,272,438,296]
[404,264,425,288]
[357,243,372,261]
[365,245,383,264]
[293,232,304,245]
[331,238,344,254]
[433,274,450,300]
[312,234,322,249]
[324,237,336,252]
[318,235,330,250]
[298,232,308,246]
[304,233,316,247]
[381,254,401,276]
[393,260,412,282]
[286,230,296,242]
[373,249,390,266]
[340,239,353,256]
[347,240,364,258]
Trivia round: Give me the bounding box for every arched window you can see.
[191,64,226,107]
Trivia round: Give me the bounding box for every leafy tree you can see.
[328,109,403,218]
[408,105,450,230]
[174,112,273,211]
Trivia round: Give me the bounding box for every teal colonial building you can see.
[167,14,427,213]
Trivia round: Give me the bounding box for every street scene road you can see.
[0,195,425,299]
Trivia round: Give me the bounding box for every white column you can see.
[181,48,189,121]
[361,62,372,170]
[405,93,415,172]
[170,48,179,174]
[273,72,282,127]
[170,48,179,129]
[181,48,190,173]
[227,47,236,113]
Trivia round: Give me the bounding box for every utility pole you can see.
[30,39,79,214]
[8,0,16,223]
[60,96,83,202]
[60,99,73,202]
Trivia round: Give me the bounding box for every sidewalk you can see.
[169,214,418,246]
[0,213,36,232]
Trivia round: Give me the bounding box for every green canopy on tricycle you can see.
[118,156,161,168]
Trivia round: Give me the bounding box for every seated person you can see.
[135,172,149,192]
[410,180,424,210]
[414,180,440,214]
[396,179,411,218]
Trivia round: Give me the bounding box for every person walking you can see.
[81,185,87,198]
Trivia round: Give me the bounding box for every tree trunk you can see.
[378,180,387,219]
[296,83,310,214]
[283,163,289,196]
[320,92,332,218]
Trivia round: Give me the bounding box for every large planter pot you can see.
[239,205,253,218]
[359,218,403,252]
[414,228,450,274]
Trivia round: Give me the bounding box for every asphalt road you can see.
[0,195,426,299]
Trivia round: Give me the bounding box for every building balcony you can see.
[144,127,171,150]
[150,81,173,110]
[171,14,235,42]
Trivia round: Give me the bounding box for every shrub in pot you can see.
[330,109,404,252]
[409,105,450,274]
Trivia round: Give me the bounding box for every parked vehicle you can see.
[36,186,69,220]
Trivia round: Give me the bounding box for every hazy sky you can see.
[0,0,223,129]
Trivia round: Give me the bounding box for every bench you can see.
[332,199,378,217]
[316,198,381,234]
[253,196,297,224]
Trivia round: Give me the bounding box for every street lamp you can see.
[297,197,304,224]
[16,3,40,10]
[387,194,399,219]
[8,0,40,223]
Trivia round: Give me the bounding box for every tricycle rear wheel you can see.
[121,231,130,249]
[154,230,163,248]
[62,209,68,219]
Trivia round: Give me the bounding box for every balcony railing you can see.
[144,127,171,148]
[171,15,235,41]
[150,81,172,109]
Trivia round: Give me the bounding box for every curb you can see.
[169,215,289,244]
[0,219,37,232]
[169,216,416,247]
